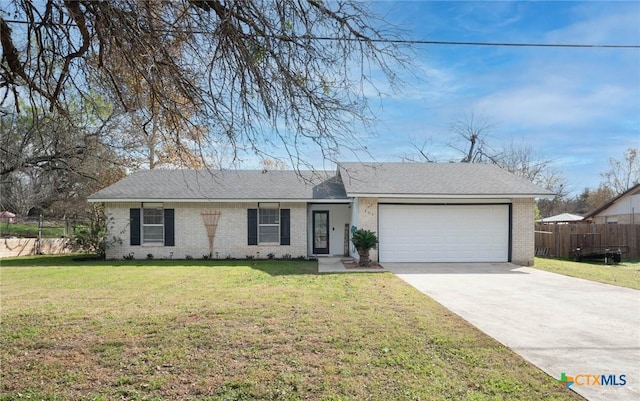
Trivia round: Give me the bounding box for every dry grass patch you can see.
[1,256,582,400]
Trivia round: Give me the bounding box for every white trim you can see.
[346,193,552,199]
[142,207,164,244]
[258,206,280,244]
[88,194,551,203]
[377,197,512,204]
[307,200,352,204]
[258,202,280,209]
[89,198,351,203]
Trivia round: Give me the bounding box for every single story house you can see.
[583,183,640,224]
[88,162,553,265]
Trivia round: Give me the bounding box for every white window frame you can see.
[258,202,280,244]
[142,203,164,244]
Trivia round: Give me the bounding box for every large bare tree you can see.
[497,141,567,196]
[400,112,566,192]
[0,103,125,216]
[399,112,568,219]
[1,0,409,170]
[449,111,499,164]
[601,147,640,195]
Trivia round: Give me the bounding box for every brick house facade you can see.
[90,163,552,265]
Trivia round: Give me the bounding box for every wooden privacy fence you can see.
[535,224,640,259]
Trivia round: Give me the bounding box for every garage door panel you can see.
[379,204,509,263]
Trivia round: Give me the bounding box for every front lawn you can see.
[1,256,581,400]
[534,257,640,290]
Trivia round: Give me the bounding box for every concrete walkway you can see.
[317,256,386,273]
[385,262,640,401]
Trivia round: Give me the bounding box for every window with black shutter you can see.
[248,205,291,245]
[130,208,141,245]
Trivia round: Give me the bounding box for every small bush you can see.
[123,253,135,260]
[245,255,254,260]
[267,252,275,259]
[146,253,154,260]
[73,204,121,258]
[351,228,378,251]
[281,253,292,260]
[185,255,193,260]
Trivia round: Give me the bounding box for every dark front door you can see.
[313,211,329,254]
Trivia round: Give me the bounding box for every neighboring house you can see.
[583,184,640,224]
[88,162,553,265]
[537,213,584,224]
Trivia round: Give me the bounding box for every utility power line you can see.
[2,18,639,49]
[332,37,640,49]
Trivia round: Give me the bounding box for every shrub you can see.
[73,204,121,259]
[351,228,377,252]
[351,228,378,267]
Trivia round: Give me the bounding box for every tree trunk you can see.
[357,249,370,267]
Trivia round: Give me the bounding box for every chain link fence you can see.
[0,215,89,239]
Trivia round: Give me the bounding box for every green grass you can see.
[1,256,582,400]
[534,257,640,290]
[0,222,65,238]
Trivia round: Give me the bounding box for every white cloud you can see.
[545,4,640,45]
[475,82,631,127]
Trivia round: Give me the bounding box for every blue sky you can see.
[322,1,640,194]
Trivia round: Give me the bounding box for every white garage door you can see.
[378,204,510,263]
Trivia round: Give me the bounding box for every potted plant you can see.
[351,228,378,266]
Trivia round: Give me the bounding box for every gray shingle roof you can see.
[338,162,554,197]
[89,162,553,202]
[88,169,347,201]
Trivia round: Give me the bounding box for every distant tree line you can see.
[398,112,639,219]
[538,147,639,218]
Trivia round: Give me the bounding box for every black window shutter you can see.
[164,209,175,246]
[130,208,141,245]
[248,209,258,245]
[280,209,290,245]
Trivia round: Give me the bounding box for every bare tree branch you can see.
[1,0,412,171]
[600,147,640,195]
[448,111,498,163]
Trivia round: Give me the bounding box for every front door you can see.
[313,211,329,254]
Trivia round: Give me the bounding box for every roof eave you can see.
[345,193,554,199]
[88,197,351,204]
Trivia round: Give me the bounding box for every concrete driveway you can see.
[385,263,640,401]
